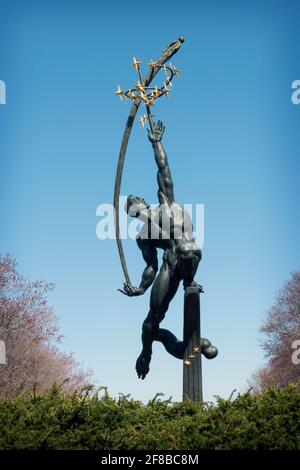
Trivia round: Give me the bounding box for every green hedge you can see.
[0,386,299,450]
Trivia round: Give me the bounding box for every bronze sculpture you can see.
[114,38,217,399]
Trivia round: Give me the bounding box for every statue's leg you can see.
[176,244,202,288]
[136,263,180,379]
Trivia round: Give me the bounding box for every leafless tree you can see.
[0,254,92,397]
[251,271,300,391]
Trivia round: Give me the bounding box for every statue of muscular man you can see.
[120,120,204,379]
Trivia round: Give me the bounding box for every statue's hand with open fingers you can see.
[147,120,165,143]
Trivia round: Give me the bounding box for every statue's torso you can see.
[138,202,200,266]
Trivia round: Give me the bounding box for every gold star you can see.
[184,359,191,367]
[153,86,160,98]
[148,59,158,69]
[163,82,170,98]
[140,90,148,102]
[193,346,200,353]
[138,115,148,128]
[136,81,145,92]
[145,98,154,107]
[132,57,141,70]
[114,85,123,101]
[173,66,180,78]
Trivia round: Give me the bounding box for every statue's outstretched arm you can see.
[119,238,158,297]
[148,120,174,205]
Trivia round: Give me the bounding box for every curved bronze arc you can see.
[113,37,184,287]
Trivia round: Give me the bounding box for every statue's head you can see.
[125,195,149,219]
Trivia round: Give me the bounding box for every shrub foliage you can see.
[0,385,299,450]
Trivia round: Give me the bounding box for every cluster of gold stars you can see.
[184,346,201,367]
[114,56,180,126]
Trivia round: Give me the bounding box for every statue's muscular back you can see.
[122,120,201,296]
[140,198,199,243]
[139,120,201,281]
[138,200,201,282]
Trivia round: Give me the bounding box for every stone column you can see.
[183,286,202,402]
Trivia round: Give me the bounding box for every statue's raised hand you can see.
[147,120,165,143]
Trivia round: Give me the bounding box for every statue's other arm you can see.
[137,237,158,291]
[148,120,174,205]
[119,237,158,297]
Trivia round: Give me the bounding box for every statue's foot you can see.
[135,352,151,380]
[184,281,204,293]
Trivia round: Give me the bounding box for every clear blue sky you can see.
[0,0,299,402]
